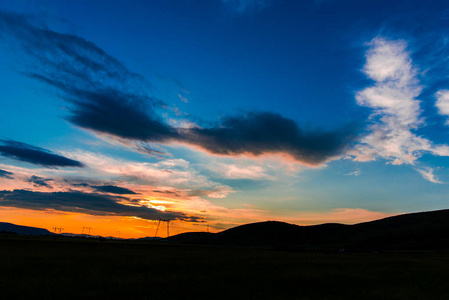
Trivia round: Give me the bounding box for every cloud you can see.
[0,140,84,168]
[0,189,201,222]
[213,163,273,180]
[286,208,394,226]
[0,169,13,179]
[62,150,235,198]
[181,112,358,166]
[152,189,180,197]
[0,11,358,166]
[221,0,272,14]
[435,90,449,125]
[343,170,361,176]
[178,94,188,103]
[0,11,177,144]
[415,167,444,184]
[92,185,138,195]
[187,185,235,199]
[350,37,449,165]
[27,175,54,188]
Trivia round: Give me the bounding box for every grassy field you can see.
[1,235,449,299]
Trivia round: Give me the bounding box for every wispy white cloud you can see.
[63,150,234,198]
[349,37,449,165]
[343,170,361,176]
[178,94,189,103]
[206,162,275,180]
[415,167,444,184]
[435,90,449,125]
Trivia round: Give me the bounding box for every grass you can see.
[1,235,449,299]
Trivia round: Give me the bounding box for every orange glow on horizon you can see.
[0,206,396,239]
[0,207,211,239]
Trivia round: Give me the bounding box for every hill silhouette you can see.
[4,208,449,250]
[0,222,53,236]
[167,209,449,250]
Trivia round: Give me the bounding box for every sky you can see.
[1,0,449,238]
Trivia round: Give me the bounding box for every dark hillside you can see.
[0,222,53,236]
[166,209,449,250]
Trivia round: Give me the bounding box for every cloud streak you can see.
[0,189,201,222]
[92,185,138,195]
[27,175,54,188]
[0,11,176,144]
[416,168,444,184]
[0,11,358,167]
[181,112,358,166]
[0,140,84,168]
[0,169,13,179]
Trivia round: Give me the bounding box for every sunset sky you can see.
[1,0,449,238]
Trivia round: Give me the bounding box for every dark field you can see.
[2,235,449,299]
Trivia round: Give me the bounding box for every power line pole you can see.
[154,218,161,237]
[166,220,170,238]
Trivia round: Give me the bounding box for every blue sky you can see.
[1,0,449,237]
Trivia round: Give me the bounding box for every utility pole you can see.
[166,220,170,238]
[154,218,161,237]
[155,219,171,238]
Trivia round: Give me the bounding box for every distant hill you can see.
[166,232,213,243]
[167,209,449,251]
[5,208,449,250]
[0,222,53,236]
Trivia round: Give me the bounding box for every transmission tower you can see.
[166,220,170,237]
[154,218,162,237]
[53,226,63,234]
[154,218,171,238]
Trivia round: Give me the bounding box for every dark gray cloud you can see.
[0,11,177,143]
[0,11,358,166]
[93,185,138,195]
[0,169,13,179]
[27,175,54,188]
[71,183,89,187]
[0,140,84,168]
[152,189,181,197]
[181,112,359,166]
[0,189,201,222]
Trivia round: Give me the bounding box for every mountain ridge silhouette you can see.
[166,209,449,250]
